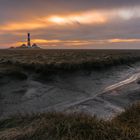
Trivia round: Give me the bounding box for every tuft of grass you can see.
[112,102,140,129]
[0,103,139,140]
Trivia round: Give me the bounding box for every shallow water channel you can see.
[0,62,140,119]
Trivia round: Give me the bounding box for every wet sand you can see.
[0,61,140,119]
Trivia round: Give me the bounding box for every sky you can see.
[1,0,140,49]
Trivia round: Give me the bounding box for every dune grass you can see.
[0,50,140,139]
[1,50,140,75]
[0,103,139,140]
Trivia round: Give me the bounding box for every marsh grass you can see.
[1,50,140,75]
[0,50,140,139]
[0,103,139,140]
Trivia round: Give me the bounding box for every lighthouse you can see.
[27,33,31,48]
[16,33,40,49]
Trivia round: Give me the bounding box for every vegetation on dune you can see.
[1,50,140,75]
[0,50,140,140]
[0,103,139,140]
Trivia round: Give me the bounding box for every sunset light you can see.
[0,2,140,138]
[0,22,46,31]
[48,16,67,24]
[108,39,140,43]
[0,1,140,48]
[48,11,107,25]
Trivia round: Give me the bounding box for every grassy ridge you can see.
[1,50,140,75]
[0,103,139,140]
[0,50,140,140]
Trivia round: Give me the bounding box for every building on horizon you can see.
[19,33,40,49]
[27,33,31,48]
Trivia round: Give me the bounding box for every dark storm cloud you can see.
[1,0,140,9]
[1,0,140,16]
[0,0,140,23]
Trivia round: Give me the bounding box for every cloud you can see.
[0,10,108,31]
[14,38,140,48]
[108,38,140,43]
[1,7,140,32]
[0,22,46,31]
[47,11,106,25]
[1,1,140,48]
[1,0,140,24]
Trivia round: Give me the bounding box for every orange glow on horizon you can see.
[108,38,140,43]
[15,38,140,47]
[0,22,46,31]
[15,39,93,47]
[16,39,64,46]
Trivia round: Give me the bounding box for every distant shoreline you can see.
[7,47,43,50]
